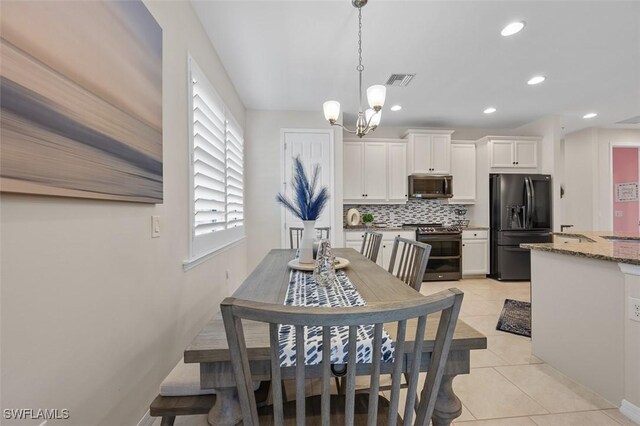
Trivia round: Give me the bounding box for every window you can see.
[187,57,244,262]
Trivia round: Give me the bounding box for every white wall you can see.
[0,2,247,425]
[563,128,598,231]
[515,115,563,231]
[563,128,640,231]
[244,110,343,271]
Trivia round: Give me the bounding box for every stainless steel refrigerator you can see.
[490,174,553,280]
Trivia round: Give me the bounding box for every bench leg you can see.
[160,416,176,426]
[207,387,242,426]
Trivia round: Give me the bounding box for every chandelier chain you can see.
[357,6,363,112]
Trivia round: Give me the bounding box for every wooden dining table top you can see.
[184,248,486,364]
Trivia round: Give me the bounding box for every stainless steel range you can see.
[406,223,462,282]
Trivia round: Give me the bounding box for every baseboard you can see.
[620,399,640,424]
[136,409,155,426]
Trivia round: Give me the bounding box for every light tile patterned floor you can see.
[153,278,639,425]
[420,278,637,426]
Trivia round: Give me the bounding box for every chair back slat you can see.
[366,323,383,425]
[403,314,427,425]
[387,319,407,426]
[269,323,284,425]
[295,325,306,426]
[389,237,432,291]
[289,226,331,249]
[321,326,331,426]
[361,230,383,262]
[221,289,463,426]
[345,325,358,426]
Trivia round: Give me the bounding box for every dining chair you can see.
[289,226,331,249]
[388,237,431,292]
[361,230,383,262]
[221,288,463,425]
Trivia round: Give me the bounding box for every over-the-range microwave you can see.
[408,174,453,199]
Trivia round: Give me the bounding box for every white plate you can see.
[288,257,351,271]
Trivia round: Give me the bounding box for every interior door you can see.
[282,131,332,246]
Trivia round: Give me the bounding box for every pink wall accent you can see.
[613,147,639,233]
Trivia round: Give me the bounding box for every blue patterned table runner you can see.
[278,269,395,367]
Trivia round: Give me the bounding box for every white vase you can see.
[299,220,316,264]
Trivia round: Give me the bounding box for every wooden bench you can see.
[149,357,270,426]
[150,393,215,426]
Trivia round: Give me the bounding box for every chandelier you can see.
[323,0,386,138]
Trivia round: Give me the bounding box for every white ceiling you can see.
[192,1,640,134]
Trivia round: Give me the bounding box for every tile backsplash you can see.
[344,200,467,226]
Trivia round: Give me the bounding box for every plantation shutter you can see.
[226,115,244,228]
[189,58,245,259]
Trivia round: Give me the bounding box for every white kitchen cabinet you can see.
[450,143,476,204]
[343,139,407,203]
[489,139,538,169]
[387,143,407,201]
[462,229,488,276]
[343,142,364,199]
[404,130,454,174]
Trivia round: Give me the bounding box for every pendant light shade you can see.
[323,101,341,122]
[366,85,386,110]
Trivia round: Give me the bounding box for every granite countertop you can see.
[521,231,640,266]
[464,226,489,230]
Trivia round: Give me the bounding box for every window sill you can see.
[183,236,247,271]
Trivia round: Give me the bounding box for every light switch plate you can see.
[152,216,160,238]
[615,211,624,217]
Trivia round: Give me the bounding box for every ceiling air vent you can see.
[617,116,640,124]
[385,73,415,87]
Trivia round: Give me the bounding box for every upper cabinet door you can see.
[410,134,432,173]
[450,143,476,203]
[430,134,451,174]
[514,140,537,168]
[363,142,387,200]
[387,143,407,201]
[343,142,364,199]
[490,140,515,168]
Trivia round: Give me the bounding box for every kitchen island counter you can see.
[521,231,640,265]
[523,231,640,423]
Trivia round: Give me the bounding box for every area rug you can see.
[496,299,531,337]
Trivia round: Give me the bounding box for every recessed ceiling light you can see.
[583,112,598,119]
[390,105,402,111]
[501,21,526,36]
[484,107,497,114]
[527,76,546,85]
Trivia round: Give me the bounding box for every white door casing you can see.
[281,129,334,248]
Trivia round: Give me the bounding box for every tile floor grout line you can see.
[491,364,551,415]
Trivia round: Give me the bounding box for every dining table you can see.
[184,248,487,425]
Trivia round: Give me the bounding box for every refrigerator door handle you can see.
[524,177,533,229]
[529,177,536,228]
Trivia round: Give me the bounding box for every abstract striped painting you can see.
[0,1,163,203]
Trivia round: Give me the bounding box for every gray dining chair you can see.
[388,237,431,292]
[361,230,383,263]
[289,226,330,249]
[221,288,464,425]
